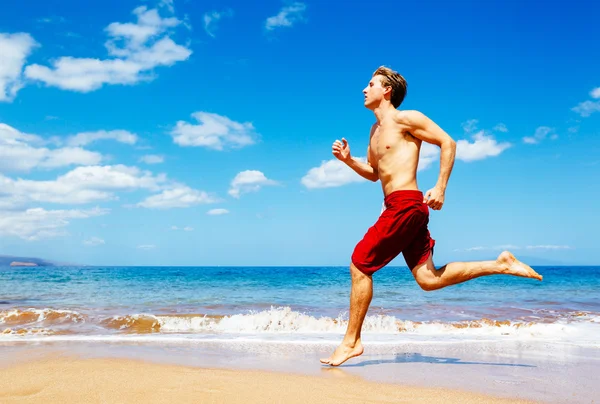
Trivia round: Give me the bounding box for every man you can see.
[320,66,543,367]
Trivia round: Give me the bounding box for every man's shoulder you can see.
[393,109,427,125]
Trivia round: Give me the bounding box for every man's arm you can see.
[332,138,379,182]
[347,147,379,182]
[395,110,456,210]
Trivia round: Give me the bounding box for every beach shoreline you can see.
[2,340,597,403]
[0,351,536,404]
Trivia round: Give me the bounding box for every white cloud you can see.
[83,236,105,246]
[229,170,277,198]
[418,143,440,171]
[456,131,511,162]
[0,207,109,241]
[493,123,508,132]
[526,245,572,250]
[171,112,257,150]
[0,123,102,172]
[159,0,174,13]
[461,119,478,134]
[170,225,194,231]
[207,208,229,215]
[137,185,218,209]
[66,130,138,147]
[265,2,307,31]
[137,244,156,250]
[0,33,37,102]
[572,100,600,117]
[0,165,166,207]
[24,6,191,92]
[301,158,368,189]
[204,9,233,37]
[590,87,600,99]
[139,154,164,164]
[523,126,556,144]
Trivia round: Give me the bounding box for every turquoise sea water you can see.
[1,265,599,346]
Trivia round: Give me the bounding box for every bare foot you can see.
[320,341,364,366]
[497,251,543,281]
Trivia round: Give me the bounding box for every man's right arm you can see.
[332,138,379,182]
[345,148,379,182]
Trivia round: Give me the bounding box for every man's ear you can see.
[384,86,392,98]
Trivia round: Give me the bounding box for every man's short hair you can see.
[373,66,407,108]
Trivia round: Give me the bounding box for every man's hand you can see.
[423,187,445,210]
[332,138,351,162]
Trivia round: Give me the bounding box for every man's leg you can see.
[412,251,543,291]
[320,263,372,366]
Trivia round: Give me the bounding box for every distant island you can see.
[0,255,56,267]
[9,261,38,267]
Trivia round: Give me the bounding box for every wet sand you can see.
[0,355,535,404]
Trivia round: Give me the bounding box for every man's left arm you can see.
[395,110,457,210]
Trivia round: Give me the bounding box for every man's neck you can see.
[372,103,397,123]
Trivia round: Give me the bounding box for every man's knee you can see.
[412,266,441,291]
[350,262,372,281]
[416,276,440,291]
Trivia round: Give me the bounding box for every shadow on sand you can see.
[329,353,535,368]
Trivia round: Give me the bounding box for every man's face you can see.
[362,75,388,109]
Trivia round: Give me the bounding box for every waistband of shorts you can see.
[384,190,424,204]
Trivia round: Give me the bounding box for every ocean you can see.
[1,265,599,348]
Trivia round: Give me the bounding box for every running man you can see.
[320,66,542,367]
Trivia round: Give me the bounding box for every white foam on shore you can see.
[2,307,599,347]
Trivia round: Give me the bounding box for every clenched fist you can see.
[332,138,351,162]
[423,187,445,210]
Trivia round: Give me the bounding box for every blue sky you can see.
[0,0,598,266]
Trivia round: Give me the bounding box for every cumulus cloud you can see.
[0,33,38,102]
[571,86,600,117]
[0,164,166,207]
[0,207,109,241]
[66,130,138,147]
[523,126,557,144]
[572,100,600,117]
[24,6,191,92]
[139,154,164,164]
[207,208,229,215]
[265,2,307,31]
[0,123,102,172]
[137,184,218,209]
[83,236,105,246]
[456,131,511,162]
[137,244,156,250]
[204,9,233,37]
[171,112,257,150]
[228,170,277,198]
[301,158,368,189]
[418,143,440,171]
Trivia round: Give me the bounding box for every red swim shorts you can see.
[351,190,435,275]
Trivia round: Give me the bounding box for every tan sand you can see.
[0,356,536,404]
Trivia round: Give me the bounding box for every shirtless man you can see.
[320,66,543,367]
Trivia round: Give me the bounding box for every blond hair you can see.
[373,66,407,108]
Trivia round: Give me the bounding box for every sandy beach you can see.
[0,354,537,404]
